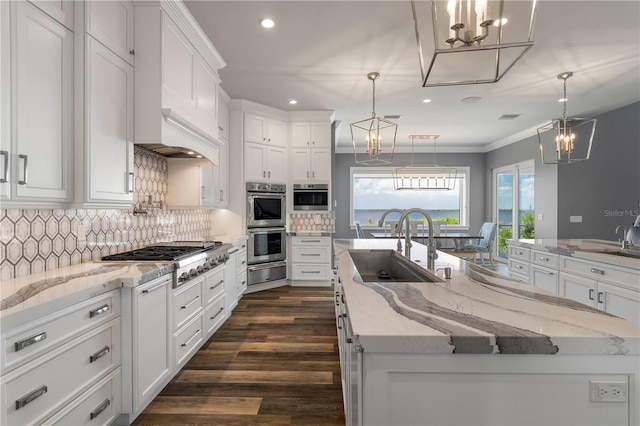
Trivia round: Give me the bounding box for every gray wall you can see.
[332,152,486,238]
[557,102,640,239]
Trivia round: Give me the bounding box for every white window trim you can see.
[349,166,470,231]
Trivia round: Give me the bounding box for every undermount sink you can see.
[591,249,640,259]
[348,249,443,283]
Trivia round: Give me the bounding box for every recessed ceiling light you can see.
[260,18,275,29]
[186,151,195,155]
[558,98,568,102]
[288,99,298,105]
[493,18,508,26]
[422,98,432,103]
[461,96,482,104]
[499,114,521,120]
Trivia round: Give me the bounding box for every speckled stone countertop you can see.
[507,238,640,270]
[335,238,640,355]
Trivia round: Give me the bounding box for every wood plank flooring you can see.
[133,286,345,426]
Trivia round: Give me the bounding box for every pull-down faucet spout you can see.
[396,208,438,270]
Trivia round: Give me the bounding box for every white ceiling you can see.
[184,0,640,153]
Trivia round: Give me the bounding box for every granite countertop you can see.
[507,238,640,270]
[334,238,640,355]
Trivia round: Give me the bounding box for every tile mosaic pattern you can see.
[0,147,212,281]
[289,212,336,233]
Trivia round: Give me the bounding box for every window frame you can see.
[349,166,471,230]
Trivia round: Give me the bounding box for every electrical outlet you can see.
[589,381,628,402]
[570,215,582,223]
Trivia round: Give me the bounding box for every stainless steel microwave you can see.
[293,183,329,211]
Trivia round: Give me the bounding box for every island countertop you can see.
[334,238,640,355]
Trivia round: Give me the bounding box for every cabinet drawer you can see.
[237,271,247,295]
[204,267,225,305]
[174,314,203,368]
[1,319,120,426]
[292,247,330,263]
[173,278,203,330]
[42,366,121,426]
[292,264,332,280]
[531,250,558,269]
[508,259,529,276]
[204,295,226,336]
[508,271,530,284]
[2,290,120,375]
[292,236,331,247]
[561,257,639,290]
[508,246,530,262]
[236,249,247,274]
[531,266,559,294]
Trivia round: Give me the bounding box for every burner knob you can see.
[197,265,204,273]
[179,272,190,282]
[189,268,198,278]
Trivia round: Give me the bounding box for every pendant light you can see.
[392,135,458,190]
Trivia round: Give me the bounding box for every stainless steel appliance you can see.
[247,227,286,265]
[246,182,286,227]
[293,183,329,211]
[101,241,230,288]
[247,261,287,286]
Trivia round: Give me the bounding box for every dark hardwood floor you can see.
[133,286,345,426]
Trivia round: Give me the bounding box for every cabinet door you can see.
[266,146,286,182]
[218,95,229,141]
[85,0,134,64]
[134,277,171,411]
[162,14,195,113]
[531,266,558,294]
[29,0,73,29]
[86,36,134,203]
[291,122,311,147]
[194,57,219,137]
[559,272,596,308]
[311,148,331,181]
[290,149,311,182]
[200,164,217,207]
[244,142,266,182]
[266,119,286,147]
[310,122,331,147]
[14,2,73,201]
[599,282,640,324]
[1,1,9,201]
[244,113,266,144]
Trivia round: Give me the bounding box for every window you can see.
[350,167,470,228]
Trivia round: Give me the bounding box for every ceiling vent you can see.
[383,115,402,120]
[499,114,521,120]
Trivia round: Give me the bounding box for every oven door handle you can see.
[247,261,287,272]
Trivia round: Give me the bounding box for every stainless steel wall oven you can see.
[246,182,286,228]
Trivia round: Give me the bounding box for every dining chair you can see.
[355,221,365,238]
[463,222,498,267]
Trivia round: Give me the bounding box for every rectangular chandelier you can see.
[392,135,459,190]
[411,0,537,87]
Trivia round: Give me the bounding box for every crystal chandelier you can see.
[537,72,596,164]
[411,0,537,87]
[392,135,459,190]
[350,72,397,166]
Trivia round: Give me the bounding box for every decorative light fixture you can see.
[392,135,459,190]
[351,72,398,166]
[411,0,537,87]
[537,71,596,164]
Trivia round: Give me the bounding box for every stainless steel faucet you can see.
[396,208,438,270]
[377,209,408,252]
[615,225,631,249]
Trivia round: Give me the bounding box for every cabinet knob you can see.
[129,49,135,55]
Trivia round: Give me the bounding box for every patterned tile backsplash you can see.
[0,147,212,281]
[289,212,335,233]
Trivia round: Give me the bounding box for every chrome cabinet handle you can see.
[268,171,271,178]
[18,154,28,185]
[129,49,135,55]
[181,295,200,309]
[590,268,605,275]
[210,307,224,320]
[539,256,549,261]
[89,345,110,363]
[15,332,47,352]
[89,304,110,318]
[515,250,523,255]
[301,253,320,256]
[263,171,266,178]
[301,270,321,274]
[220,189,224,201]
[312,171,315,178]
[515,264,523,269]
[335,292,340,306]
[141,281,166,295]
[209,279,224,290]
[301,239,321,243]
[0,150,8,183]
[307,171,309,178]
[589,289,595,300]
[127,172,134,193]
[181,329,200,347]
[90,398,111,420]
[16,385,47,410]
[597,291,604,304]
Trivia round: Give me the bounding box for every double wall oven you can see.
[246,182,287,286]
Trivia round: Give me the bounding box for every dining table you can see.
[368,231,481,251]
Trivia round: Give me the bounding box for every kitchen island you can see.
[334,238,640,426]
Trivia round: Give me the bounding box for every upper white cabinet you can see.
[1,1,74,206]
[166,157,222,208]
[218,88,230,142]
[85,0,134,65]
[244,143,286,183]
[291,122,331,148]
[244,113,286,147]
[29,0,74,30]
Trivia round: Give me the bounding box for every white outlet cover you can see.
[569,216,582,223]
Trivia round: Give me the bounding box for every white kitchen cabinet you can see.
[244,142,286,183]
[531,265,558,294]
[244,113,286,147]
[0,289,121,426]
[120,275,172,419]
[166,157,222,208]
[290,236,332,285]
[85,0,134,65]
[81,35,134,205]
[290,148,331,183]
[2,1,74,206]
[1,2,9,201]
[235,239,248,301]
[203,264,226,337]
[218,87,230,142]
[172,276,205,369]
[291,121,331,148]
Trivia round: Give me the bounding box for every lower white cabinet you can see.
[120,275,172,421]
[290,236,332,285]
[172,276,204,370]
[203,264,226,336]
[531,265,558,294]
[0,290,121,426]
